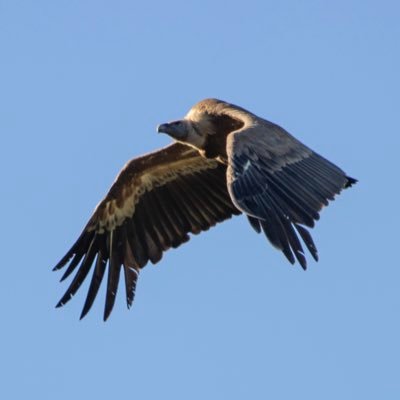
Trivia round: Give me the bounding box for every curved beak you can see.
[157,123,171,134]
[156,120,187,140]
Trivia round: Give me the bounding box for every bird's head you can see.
[157,119,207,149]
[157,120,189,140]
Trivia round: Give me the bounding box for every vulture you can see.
[54,98,356,320]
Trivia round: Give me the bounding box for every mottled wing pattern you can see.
[54,143,240,320]
[226,122,356,269]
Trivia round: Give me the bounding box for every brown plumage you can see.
[54,98,356,320]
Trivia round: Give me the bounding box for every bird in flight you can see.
[54,98,356,320]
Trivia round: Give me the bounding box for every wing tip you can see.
[295,251,308,270]
[345,176,357,188]
[53,252,73,271]
[79,304,91,320]
[79,312,88,320]
[55,297,67,309]
[103,305,114,321]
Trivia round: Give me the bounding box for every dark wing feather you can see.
[227,122,356,269]
[54,143,240,320]
[80,236,107,319]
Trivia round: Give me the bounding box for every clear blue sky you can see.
[1,1,399,399]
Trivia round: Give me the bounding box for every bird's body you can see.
[54,99,356,320]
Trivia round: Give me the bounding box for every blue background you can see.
[1,1,399,399]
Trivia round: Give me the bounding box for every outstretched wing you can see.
[226,121,356,269]
[54,143,241,320]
